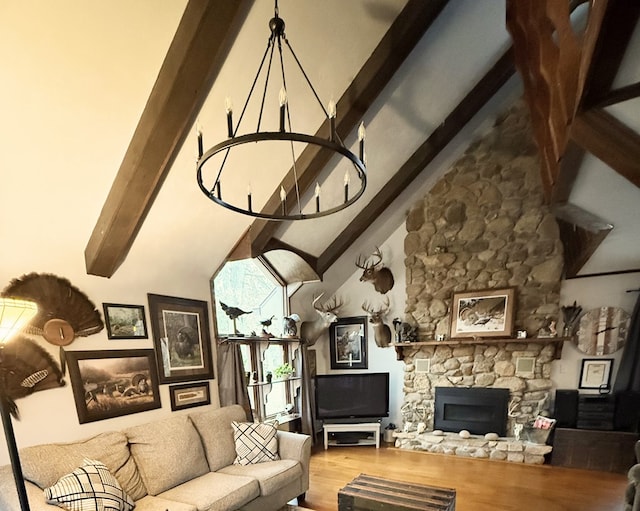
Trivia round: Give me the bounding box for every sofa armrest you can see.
[277,431,311,491]
[0,466,59,511]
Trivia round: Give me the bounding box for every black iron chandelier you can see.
[196,1,367,221]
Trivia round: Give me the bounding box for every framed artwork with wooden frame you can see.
[450,287,516,339]
[147,293,215,384]
[329,316,368,370]
[102,303,148,339]
[169,381,211,411]
[66,349,161,424]
[579,358,614,390]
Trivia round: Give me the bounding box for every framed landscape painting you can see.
[103,303,148,339]
[450,287,516,339]
[147,293,214,384]
[66,349,161,424]
[329,316,367,370]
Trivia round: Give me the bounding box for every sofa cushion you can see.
[125,414,210,496]
[232,421,280,465]
[134,495,198,511]
[19,431,146,501]
[44,458,135,511]
[189,404,247,471]
[219,459,301,496]
[158,472,259,511]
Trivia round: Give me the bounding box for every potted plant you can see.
[274,362,295,379]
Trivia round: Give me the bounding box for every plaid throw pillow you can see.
[44,458,135,511]
[232,421,280,465]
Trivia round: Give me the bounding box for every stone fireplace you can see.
[397,100,563,464]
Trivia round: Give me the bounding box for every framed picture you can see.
[103,303,148,339]
[169,381,211,411]
[450,287,516,339]
[579,358,614,390]
[329,316,367,370]
[66,349,161,424]
[147,293,214,384]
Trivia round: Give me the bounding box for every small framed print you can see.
[169,381,211,411]
[329,316,367,370]
[579,358,614,390]
[103,303,148,339]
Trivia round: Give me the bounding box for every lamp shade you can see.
[0,297,38,344]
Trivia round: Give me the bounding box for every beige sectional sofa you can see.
[0,405,311,511]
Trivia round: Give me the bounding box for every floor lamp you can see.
[0,297,38,511]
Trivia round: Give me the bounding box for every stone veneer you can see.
[394,431,553,465]
[398,100,564,462]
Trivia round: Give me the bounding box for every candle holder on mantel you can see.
[561,301,582,337]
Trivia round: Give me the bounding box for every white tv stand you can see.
[323,422,381,449]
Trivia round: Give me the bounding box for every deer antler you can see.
[507,396,521,418]
[355,255,372,270]
[371,247,383,267]
[362,296,390,316]
[316,294,342,313]
[311,293,326,310]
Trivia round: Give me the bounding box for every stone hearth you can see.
[394,430,552,465]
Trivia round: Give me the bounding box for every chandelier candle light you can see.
[196,0,367,221]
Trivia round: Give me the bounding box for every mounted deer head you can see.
[362,297,392,347]
[300,293,343,346]
[356,247,394,294]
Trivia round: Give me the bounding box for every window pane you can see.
[213,258,284,337]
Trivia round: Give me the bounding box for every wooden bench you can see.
[338,473,456,511]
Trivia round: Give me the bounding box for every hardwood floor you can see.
[301,444,628,511]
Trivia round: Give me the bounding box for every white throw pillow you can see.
[232,421,280,465]
[44,458,135,511]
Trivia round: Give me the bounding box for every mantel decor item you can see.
[329,316,368,370]
[579,358,614,390]
[66,349,161,424]
[147,294,214,384]
[575,306,630,356]
[103,303,148,339]
[195,0,367,221]
[450,287,516,339]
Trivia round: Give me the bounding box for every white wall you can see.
[305,224,408,430]
[552,272,640,395]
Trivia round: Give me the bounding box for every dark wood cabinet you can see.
[551,427,637,473]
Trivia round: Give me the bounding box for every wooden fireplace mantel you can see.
[390,336,571,361]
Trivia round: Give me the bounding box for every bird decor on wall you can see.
[1,272,104,372]
[0,336,65,419]
[259,316,275,338]
[220,301,251,335]
[282,314,300,338]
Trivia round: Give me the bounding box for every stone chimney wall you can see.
[400,101,564,435]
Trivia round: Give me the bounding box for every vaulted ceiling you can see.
[17,0,635,284]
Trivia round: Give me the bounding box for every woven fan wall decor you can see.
[0,335,66,418]
[1,272,104,344]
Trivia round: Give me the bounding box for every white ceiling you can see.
[1,0,638,285]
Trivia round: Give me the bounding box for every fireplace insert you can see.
[434,387,510,436]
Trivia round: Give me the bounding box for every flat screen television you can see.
[315,372,389,420]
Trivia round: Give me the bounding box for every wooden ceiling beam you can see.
[505,0,607,200]
[84,0,251,277]
[580,0,640,109]
[571,109,640,188]
[234,0,450,259]
[317,50,515,274]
